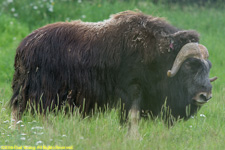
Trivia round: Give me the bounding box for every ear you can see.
[169,30,200,53]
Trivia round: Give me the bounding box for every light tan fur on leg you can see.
[127,104,142,140]
[11,108,18,129]
[10,106,22,130]
[128,108,140,136]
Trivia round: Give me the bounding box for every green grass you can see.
[0,0,225,149]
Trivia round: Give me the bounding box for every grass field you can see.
[0,0,225,149]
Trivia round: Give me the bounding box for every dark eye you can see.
[183,62,192,71]
[182,58,203,73]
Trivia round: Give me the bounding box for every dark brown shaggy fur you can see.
[10,11,201,123]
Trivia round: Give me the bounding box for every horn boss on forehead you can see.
[167,43,209,77]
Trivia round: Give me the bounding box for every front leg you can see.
[118,85,142,137]
[128,99,141,137]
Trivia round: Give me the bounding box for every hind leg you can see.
[10,87,25,129]
[11,105,22,129]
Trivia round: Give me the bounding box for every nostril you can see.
[200,93,212,101]
[200,93,207,101]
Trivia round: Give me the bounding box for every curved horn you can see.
[167,43,208,77]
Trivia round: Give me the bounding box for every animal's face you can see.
[167,43,217,109]
[179,58,214,106]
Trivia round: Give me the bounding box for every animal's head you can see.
[167,42,217,107]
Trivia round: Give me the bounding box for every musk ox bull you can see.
[10,11,217,125]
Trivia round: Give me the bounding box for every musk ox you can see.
[10,11,217,125]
